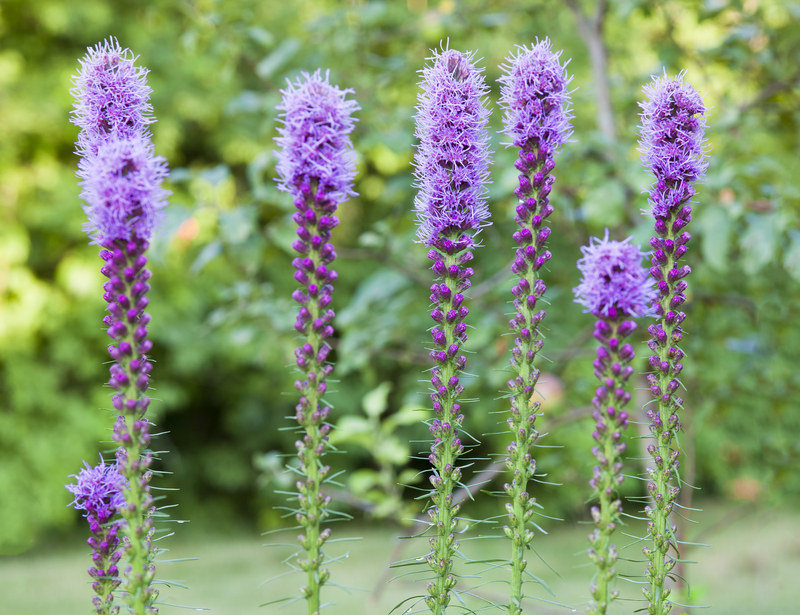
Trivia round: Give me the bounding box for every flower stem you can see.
[587,317,636,615]
[102,239,158,615]
[291,183,338,614]
[502,143,557,614]
[643,221,690,615]
[423,233,474,614]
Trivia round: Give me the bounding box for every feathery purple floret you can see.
[499,39,574,152]
[639,72,709,219]
[78,136,169,244]
[66,457,126,521]
[71,38,154,156]
[574,231,656,318]
[275,69,360,205]
[413,48,492,245]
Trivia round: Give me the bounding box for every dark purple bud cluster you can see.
[290,181,337,580]
[638,72,708,615]
[100,238,158,613]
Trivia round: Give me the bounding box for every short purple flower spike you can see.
[414,47,492,246]
[66,457,127,615]
[573,231,656,319]
[78,136,169,244]
[275,69,360,205]
[71,38,154,156]
[499,39,574,153]
[639,71,709,219]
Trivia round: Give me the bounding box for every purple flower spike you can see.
[414,47,492,247]
[78,136,169,244]
[71,38,154,156]
[573,234,650,615]
[66,457,127,615]
[574,230,656,319]
[638,71,708,615]
[275,68,359,611]
[496,40,573,615]
[72,41,166,615]
[275,69,360,205]
[413,45,492,613]
[499,39,574,152]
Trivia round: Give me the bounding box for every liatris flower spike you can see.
[496,39,572,615]
[638,71,708,615]
[66,457,127,615]
[73,40,169,615]
[413,46,492,614]
[274,69,359,612]
[573,231,655,615]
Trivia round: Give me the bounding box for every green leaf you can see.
[741,213,778,275]
[784,230,800,281]
[255,38,301,79]
[190,240,223,274]
[698,206,732,272]
[362,381,392,418]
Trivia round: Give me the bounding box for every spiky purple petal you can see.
[71,38,154,156]
[639,72,709,219]
[78,136,169,244]
[499,38,574,153]
[275,69,359,205]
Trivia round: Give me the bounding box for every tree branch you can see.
[565,0,616,141]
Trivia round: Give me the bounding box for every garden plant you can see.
[61,29,713,615]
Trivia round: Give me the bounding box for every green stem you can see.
[587,318,635,615]
[424,236,472,614]
[107,241,157,615]
[644,223,686,615]
[503,151,552,615]
[292,188,336,614]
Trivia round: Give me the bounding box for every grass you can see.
[1,500,798,614]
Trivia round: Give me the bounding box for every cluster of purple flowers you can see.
[274,69,360,610]
[573,231,655,614]
[413,46,492,613]
[495,39,573,615]
[66,458,127,615]
[71,38,168,615]
[639,72,708,615]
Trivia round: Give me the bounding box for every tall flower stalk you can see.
[638,72,709,615]
[413,47,492,614]
[66,458,128,615]
[274,69,359,614]
[496,40,572,615]
[573,232,656,614]
[73,40,169,615]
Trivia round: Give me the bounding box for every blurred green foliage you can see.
[1,0,798,553]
